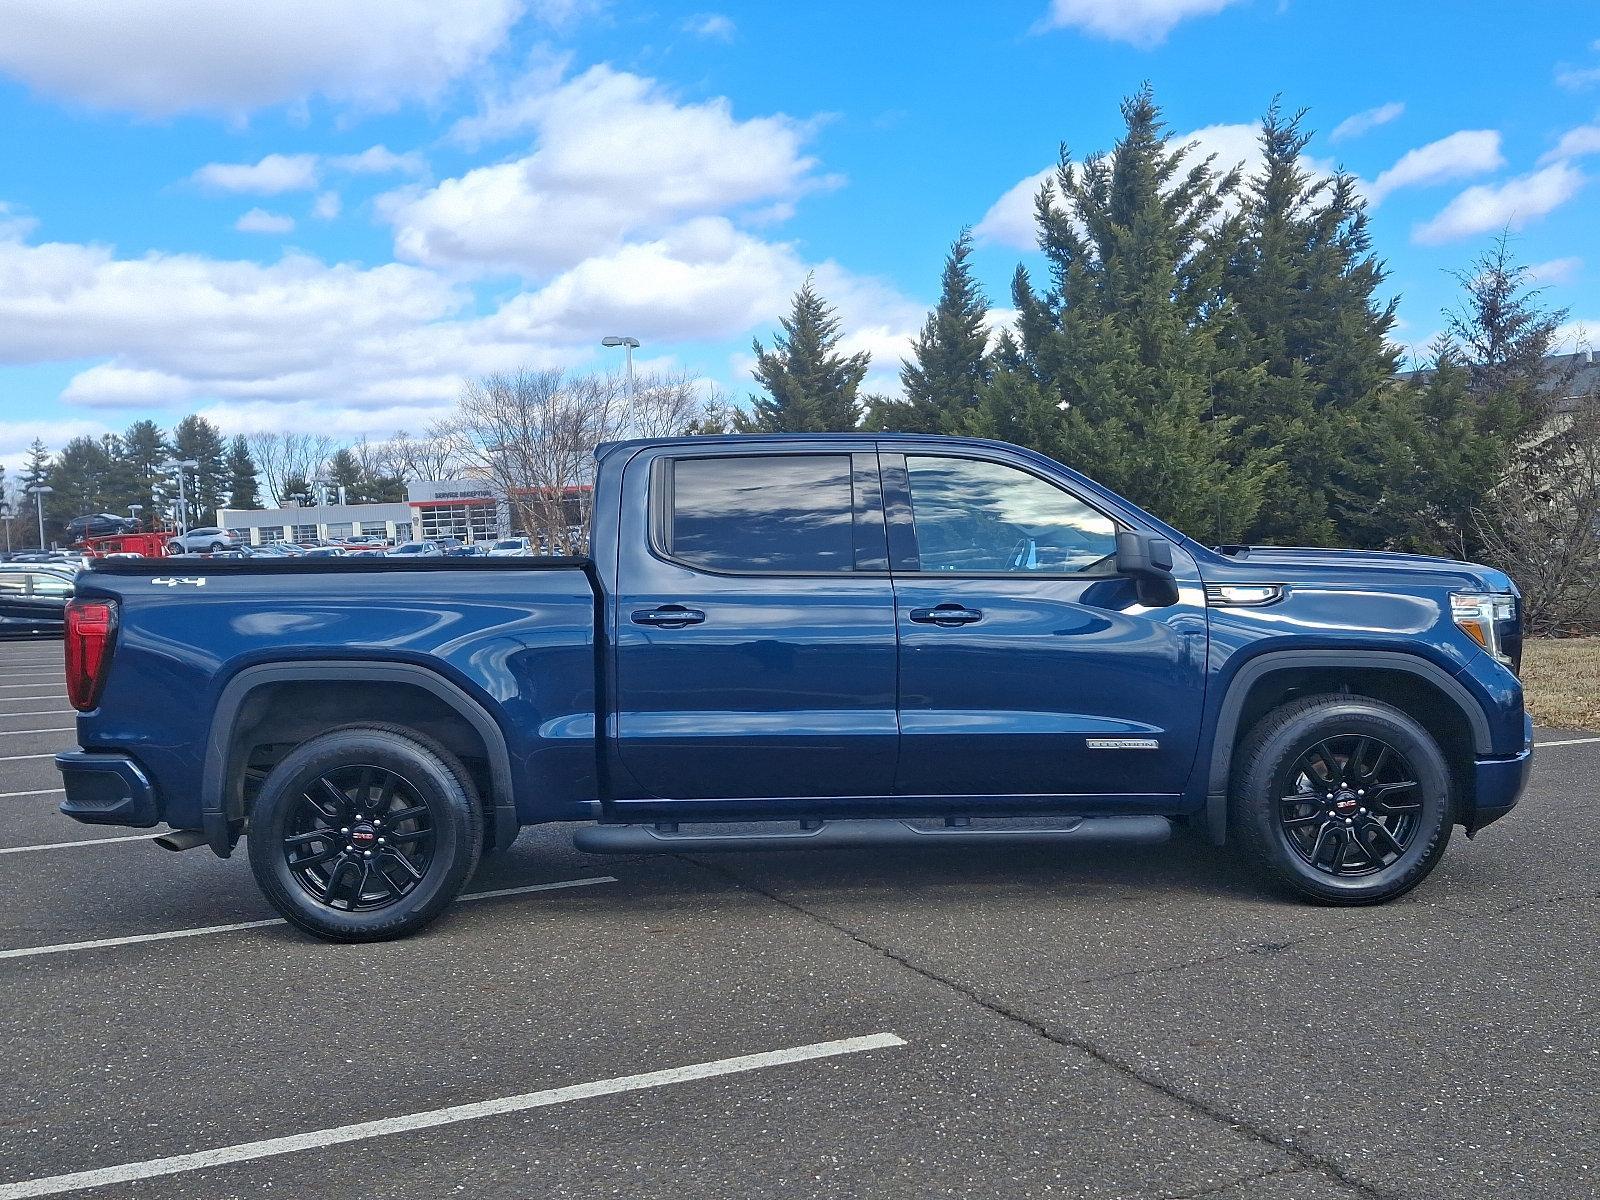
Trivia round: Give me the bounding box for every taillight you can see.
[65,598,117,711]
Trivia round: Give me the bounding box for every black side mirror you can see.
[1115,531,1179,607]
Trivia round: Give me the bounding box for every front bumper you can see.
[56,751,160,827]
[1465,712,1534,836]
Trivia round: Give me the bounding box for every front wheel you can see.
[247,726,483,941]
[166,540,184,555]
[1230,695,1453,905]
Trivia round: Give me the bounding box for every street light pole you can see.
[162,460,199,534]
[26,485,52,549]
[601,335,640,402]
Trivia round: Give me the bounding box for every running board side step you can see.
[573,816,1171,855]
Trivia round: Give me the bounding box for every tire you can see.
[166,540,184,555]
[247,725,484,942]
[209,541,226,553]
[1229,694,1453,905]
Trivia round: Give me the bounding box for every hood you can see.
[1207,545,1516,594]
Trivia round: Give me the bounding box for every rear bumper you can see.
[56,751,160,827]
[1466,713,1533,835]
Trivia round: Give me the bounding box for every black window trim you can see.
[648,449,891,579]
[883,448,1127,581]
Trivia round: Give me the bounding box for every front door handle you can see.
[908,603,983,627]
[631,604,706,629]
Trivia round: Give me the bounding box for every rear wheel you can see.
[247,726,483,941]
[1230,695,1453,905]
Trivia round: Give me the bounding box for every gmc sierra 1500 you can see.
[56,434,1532,941]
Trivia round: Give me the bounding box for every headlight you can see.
[1451,592,1518,667]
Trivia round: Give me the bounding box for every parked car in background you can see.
[487,538,532,557]
[348,549,386,558]
[340,535,389,549]
[303,547,348,558]
[433,537,467,556]
[387,541,442,558]
[166,527,241,555]
[66,513,142,543]
[0,563,74,635]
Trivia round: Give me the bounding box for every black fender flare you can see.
[202,660,518,857]
[1204,650,1490,846]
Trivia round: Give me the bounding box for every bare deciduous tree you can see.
[248,431,337,506]
[445,368,728,552]
[384,427,457,482]
[1475,396,1600,634]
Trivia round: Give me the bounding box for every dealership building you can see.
[219,479,510,546]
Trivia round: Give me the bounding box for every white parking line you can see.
[0,752,63,763]
[0,710,74,718]
[0,834,158,855]
[1535,735,1600,748]
[0,788,64,800]
[0,875,619,961]
[0,1032,905,1200]
[0,682,64,689]
[0,696,68,704]
[0,727,72,737]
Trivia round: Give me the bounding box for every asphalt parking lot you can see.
[0,638,1595,1200]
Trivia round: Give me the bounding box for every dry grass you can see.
[1520,637,1600,731]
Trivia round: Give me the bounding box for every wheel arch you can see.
[1205,650,1489,846]
[202,661,518,857]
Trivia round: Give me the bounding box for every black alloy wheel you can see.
[1230,694,1453,905]
[1277,735,1421,877]
[248,725,483,941]
[282,764,436,912]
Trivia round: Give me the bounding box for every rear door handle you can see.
[631,604,706,628]
[908,603,983,627]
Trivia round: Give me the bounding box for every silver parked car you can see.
[166,527,241,554]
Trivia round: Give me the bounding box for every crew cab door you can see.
[610,443,897,803]
[883,449,1207,799]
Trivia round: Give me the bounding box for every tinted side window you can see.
[29,573,74,596]
[668,455,855,573]
[904,456,1117,574]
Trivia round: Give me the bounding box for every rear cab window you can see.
[660,454,858,574]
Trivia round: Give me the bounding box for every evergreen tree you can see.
[877,229,991,433]
[736,277,870,432]
[50,436,119,536]
[971,88,1280,539]
[328,448,364,502]
[172,415,229,523]
[1445,231,1570,436]
[223,435,262,509]
[118,420,170,529]
[1223,104,1399,545]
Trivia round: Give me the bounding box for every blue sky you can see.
[0,0,1597,477]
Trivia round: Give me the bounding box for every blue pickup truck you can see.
[56,434,1532,941]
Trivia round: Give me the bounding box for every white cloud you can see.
[1527,257,1582,286]
[1367,130,1504,205]
[234,208,296,234]
[682,13,736,41]
[1541,124,1600,165]
[0,417,111,476]
[312,192,342,221]
[1330,102,1404,144]
[974,168,1053,250]
[1412,162,1586,245]
[193,154,319,194]
[1556,65,1600,92]
[329,145,428,176]
[389,65,830,276]
[192,145,427,196]
[0,203,922,436]
[0,0,526,117]
[1032,0,1246,46]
